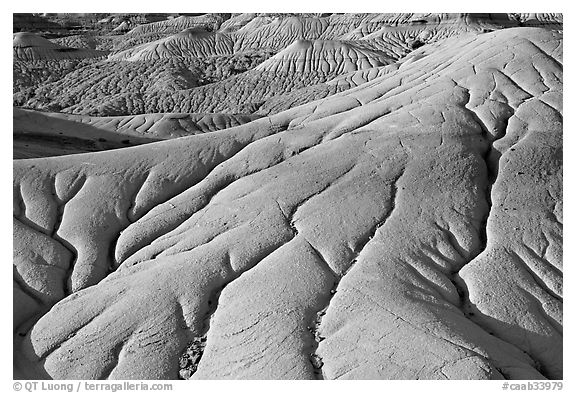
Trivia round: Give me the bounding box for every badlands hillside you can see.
[13,13,562,380]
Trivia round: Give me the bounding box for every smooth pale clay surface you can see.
[13,24,561,380]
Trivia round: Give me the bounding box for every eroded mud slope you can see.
[13,26,562,380]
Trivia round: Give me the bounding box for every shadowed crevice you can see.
[306,170,404,379]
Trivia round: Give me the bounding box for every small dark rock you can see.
[310,353,324,369]
[410,40,425,50]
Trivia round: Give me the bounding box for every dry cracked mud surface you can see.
[13,13,562,380]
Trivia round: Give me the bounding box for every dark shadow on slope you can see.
[453,275,563,380]
[13,133,156,159]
